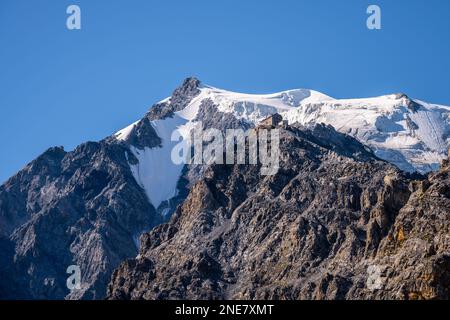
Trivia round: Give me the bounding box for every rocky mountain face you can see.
[106,122,449,300]
[1,78,449,300]
[0,78,210,299]
[364,154,450,299]
[0,142,162,299]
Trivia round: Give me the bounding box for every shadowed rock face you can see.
[147,77,201,121]
[107,125,449,300]
[0,141,162,299]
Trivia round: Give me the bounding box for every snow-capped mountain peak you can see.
[114,78,450,212]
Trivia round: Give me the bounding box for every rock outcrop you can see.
[361,150,450,299]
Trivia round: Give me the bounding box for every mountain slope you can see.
[107,125,449,300]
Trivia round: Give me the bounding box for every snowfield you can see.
[115,85,450,209]
[284,94,450,173]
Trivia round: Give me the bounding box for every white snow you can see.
[128,116,187,209]
[115,120,139,141]
[119,89,212,209]
[203,85,333,124]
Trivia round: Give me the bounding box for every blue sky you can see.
[1,0,449,183]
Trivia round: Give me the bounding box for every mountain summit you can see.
[119,78,450,174]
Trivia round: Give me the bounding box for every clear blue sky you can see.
[1,0,449,183]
